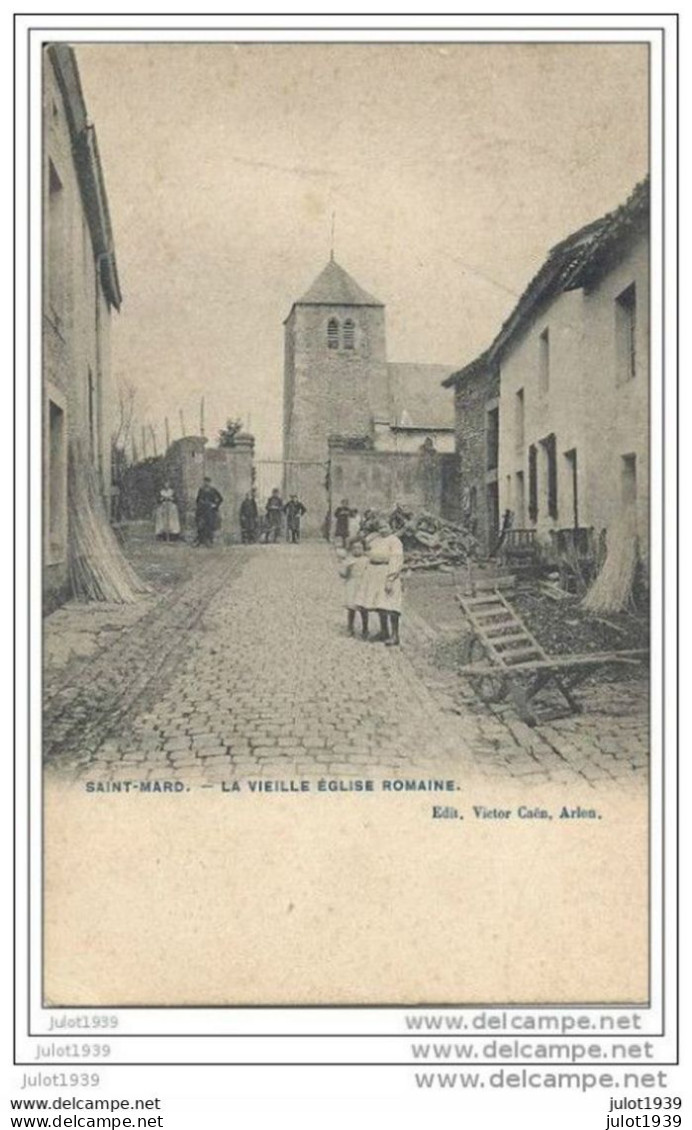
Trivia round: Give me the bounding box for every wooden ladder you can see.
[456,588,583,723]
[458,589,546,667]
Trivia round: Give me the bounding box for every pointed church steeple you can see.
[294,259,384,308]
[283,256,390,524]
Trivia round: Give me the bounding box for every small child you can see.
[338,542,370,637]
[347,508,361,544]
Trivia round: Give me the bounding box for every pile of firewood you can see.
[388,506,478,570]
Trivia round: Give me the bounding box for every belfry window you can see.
[327,319,339,350]
[343,319,355,350]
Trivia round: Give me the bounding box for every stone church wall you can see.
[327,442,448,521]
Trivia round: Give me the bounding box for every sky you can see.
[76,42,649,460]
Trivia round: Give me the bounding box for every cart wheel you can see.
[474,672,508,704]
[460,633,475,665]
[507,680,538,727]
[465,637,507,703]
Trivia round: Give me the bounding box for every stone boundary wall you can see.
[327,441,448,520]
[166,434,255,543]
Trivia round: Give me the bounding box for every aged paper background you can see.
[42,40,651,1007]
[44,781,648,1005]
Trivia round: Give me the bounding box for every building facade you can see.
[442,352,500,553]
[283,257,454,534]
[43,44,122,608]
[446,179,649,563]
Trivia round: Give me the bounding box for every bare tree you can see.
[110,380,139,505]
[111,379,138,453]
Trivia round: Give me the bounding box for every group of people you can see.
[336,500,404,648]
[154,477,223,547]
[154,481,309,547]
[240,488,307,544]
[154,485,406,647]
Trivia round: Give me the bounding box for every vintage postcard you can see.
[35,30,662,1010]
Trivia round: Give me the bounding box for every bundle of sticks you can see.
[68,441,149,603]
[582,508,638,614]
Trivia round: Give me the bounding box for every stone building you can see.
[43,44,122,606]
[444,178,649,561]
[442,351,500,553]
[283,256,454,535]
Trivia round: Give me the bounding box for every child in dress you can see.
[338,542,369,638]
[359,520,404,644]
[347,508,361,544]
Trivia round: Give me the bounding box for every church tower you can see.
[283,257,389,467]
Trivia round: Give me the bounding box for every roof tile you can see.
[295,258,383,307]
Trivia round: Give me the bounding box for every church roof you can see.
[295,258,384,308]
[387,363,455,430]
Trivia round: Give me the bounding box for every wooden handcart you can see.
[456,589,647,726]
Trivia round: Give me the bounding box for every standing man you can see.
[195,476,223,547]
[239,489,259,543]
[284,494,307,543]
[333,498,351,547]
[265,487,284,543]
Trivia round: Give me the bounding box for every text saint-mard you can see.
[85,781,184,793]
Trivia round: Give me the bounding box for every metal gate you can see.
[253,459,330,540]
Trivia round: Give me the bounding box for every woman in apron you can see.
[154,481,181,541]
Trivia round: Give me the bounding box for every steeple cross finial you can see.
[330,211,336,262]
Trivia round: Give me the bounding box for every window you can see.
[47,160,65,323]
[486,482,500,545]
[48,400,66,560]
[621,453,637,507]
[564,448,579,529]
[486,406,499,472]
[515,471,526,527]
[343,319,355,350]
[615,283,637,384]
[327,318,339,349]
[514,388,525,454]
[540,433,558,521]
[528,445,538,523]
[538,328,550,396]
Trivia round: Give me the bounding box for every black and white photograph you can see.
[38,34,655,1008]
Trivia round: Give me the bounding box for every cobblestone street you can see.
[44,542,649,788]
